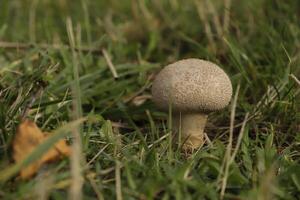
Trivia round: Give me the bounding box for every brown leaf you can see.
[13,119,71,179]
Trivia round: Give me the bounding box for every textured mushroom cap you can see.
[151,58,232,113]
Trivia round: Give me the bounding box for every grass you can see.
[0,0,300,199]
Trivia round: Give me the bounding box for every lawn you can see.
[0,0,300,199]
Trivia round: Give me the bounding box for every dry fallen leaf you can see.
[13,119,71,179]
[131,95,152,106]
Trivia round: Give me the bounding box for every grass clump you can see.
[0,0,300,199]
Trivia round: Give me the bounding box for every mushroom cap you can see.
[151,58,232,113]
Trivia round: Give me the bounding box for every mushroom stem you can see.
[173,113,207,149]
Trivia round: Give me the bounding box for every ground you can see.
[0,0,300,199]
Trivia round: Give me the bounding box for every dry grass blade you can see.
[87,174,104,200]
[115,160,122,200]
[0,41,101,53]
[223,0,232,34]
[86,144,109,167]
[220,84,240,200]
[66,17,84,200]
[102,48,119,79]
[205,0,223,38]
[229,112,249,164]
[35,174,54,200]
[29,0,38,43]
[194,0,216,52]
[290,74,300,86]
[204,132,212,146]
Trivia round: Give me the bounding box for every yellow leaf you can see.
[13,120,71,179]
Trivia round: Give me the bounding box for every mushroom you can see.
[151,58,232,150]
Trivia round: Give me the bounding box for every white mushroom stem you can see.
[173,113,207,149]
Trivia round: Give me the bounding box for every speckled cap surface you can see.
[151,58,232,113]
